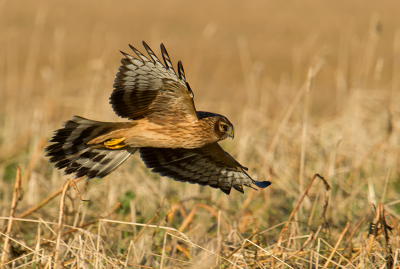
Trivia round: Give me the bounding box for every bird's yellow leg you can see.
[104,137,126,149]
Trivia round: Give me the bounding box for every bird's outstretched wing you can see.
[139,143,271,195]
[110,41,197,122]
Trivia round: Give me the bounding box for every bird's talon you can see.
[104,138,126,149]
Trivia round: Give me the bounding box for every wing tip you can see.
[253,180,272,189]
[142,40,149,48]
[120,50,134,60]
[177,60,185,80]
[128,44,136,51]
[128,44,149,61]
[160,43,175,71]
[160,43,166,51]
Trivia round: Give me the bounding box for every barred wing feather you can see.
[139,143,270,195]
[110,41,197,121]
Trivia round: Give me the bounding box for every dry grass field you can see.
[1,0,400,268]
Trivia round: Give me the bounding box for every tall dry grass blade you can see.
[317,238,356,269]
[16,177,84,219]
[266,82,305,155]
[134,197,165,243]
[368,203,382,254]
[160,231,168,269]
[59,202,121,239]
[21,138,46,186]
[344,205,372,251]
[260,222,286,235]
[285,232,314,261]
[246,239,294,269]
[1,166,22,264]
[368,176,377,206]
[72,200,83,228]
[276,174,330,249]
[96,220,101,268]
[307,190,321,226]
[53,180,70,269]
[225,229,259,261]
[393,249,399,269]
[299,67,315,196]
[323,222,350,268]
[70,180,89,202]
[0,231,49,264]
[167,202,187,223]
[285,222,295,255]
[387,214,400,249]
[78,235,83,269]
[178,203,228,232]
[34,221,41,263]
[381,168,392,203]
[167,232,241,268]
[123,240,134,267]
[313,251,347,268]
[214,210,222,266]
[242,189,257,213]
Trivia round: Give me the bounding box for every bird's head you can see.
[215,116,234,140]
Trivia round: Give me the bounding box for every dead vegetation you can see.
[1,0,400,268]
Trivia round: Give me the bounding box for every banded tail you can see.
[45,116,137,179]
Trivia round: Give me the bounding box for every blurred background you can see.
[1,0,398,123]
[1,0,400,267]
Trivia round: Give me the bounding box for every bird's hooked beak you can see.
[227,129,234,139]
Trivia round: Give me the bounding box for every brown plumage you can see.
[45,42,271,194]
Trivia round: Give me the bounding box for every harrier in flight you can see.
[45,42,271,194]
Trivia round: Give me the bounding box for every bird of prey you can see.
[45,42,271,194]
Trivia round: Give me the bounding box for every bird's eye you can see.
[221,124,228,132]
